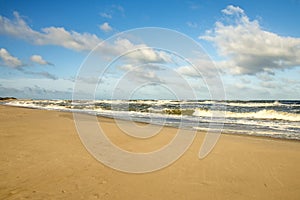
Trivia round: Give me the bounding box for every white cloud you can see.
[30,55,52,65]
[221,5,244,15]
[0,49,56,79]
[100,12,112,19]
[0,12,102,51]
[98,38,172,64]
[257,73,274,82]
[117,64,162,83]
[0,49,58,81]
[125,47,172,63]
[240,77,251,84]
[0,12,171,65]
[175,65,198,77]
[200,5,300,75]
[0,48,22,67]
[259,81,278,89]
[99,22,113,33]
[175,56,220,78]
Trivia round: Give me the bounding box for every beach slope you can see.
[0,105,299,199]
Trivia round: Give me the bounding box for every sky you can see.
[0,0,300,100]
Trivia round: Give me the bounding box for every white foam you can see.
[193,108,300,122]
[4,100,300,140]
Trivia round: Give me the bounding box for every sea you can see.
[3,99,300,140]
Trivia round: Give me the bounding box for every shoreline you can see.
[1,105,300,199]
[2,104,299,142]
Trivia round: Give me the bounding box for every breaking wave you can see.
[193,108,300,122]
[3,99,300,140]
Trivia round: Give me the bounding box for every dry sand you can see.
[0,105,299,199]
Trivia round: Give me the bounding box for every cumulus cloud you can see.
[30,55,53,65]
[200,5,300,75]
[125,47,172,63]
[0,48,56,79]
[0,12,171,65]
[175,65,199,77]
[0,12,102,51]
[97,38,172,64]
[221,5,244,15]
[175,55,221,78]
[117,64,163,83]
[99,22,113,32]
[0,48,23,67]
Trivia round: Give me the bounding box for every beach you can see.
[0,105,299,199]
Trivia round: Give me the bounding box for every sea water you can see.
[4,99,300,140]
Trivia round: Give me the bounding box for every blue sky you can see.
[0,0,299,100]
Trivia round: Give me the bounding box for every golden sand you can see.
[0,105,299,199]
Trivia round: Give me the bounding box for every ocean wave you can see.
[222,101,282,107]
[193,108,300,122]
[4,99,300,140]
[7,100,300,122]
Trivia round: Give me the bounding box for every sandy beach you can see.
[0,105,299,200]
